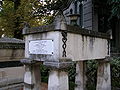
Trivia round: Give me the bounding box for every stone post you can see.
[48,70,69,90]
[21,59,41,90]
[96,57,111,90]
[44,59,72,90]
[75,61,87,90]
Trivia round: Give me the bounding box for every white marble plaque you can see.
[29,40,54,55]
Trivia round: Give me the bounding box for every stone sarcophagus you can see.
[0,37,25,62]
[0,37,25,90]
[23,15,110,62]
[22,14,111,90]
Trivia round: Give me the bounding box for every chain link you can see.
[107,40,110,55]
[61,31,67,57]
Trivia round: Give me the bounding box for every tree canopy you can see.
[0,0,119,38]
[0,0,55,38]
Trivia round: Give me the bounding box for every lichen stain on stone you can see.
[44,32,48,38]
[82,35,84,43]
[89,37,95,52]
[82,35,85,57]
[82,35,88,46]
[82,35,88,57]
[11,49,17,59]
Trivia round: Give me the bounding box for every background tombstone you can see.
[21,59,41,90]
[0,37,25,90]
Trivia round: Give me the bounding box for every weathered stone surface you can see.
[22,60,41,90]
[23,24,110,39]
[23,24,55,35]
[96,59,111,90]
[0,66,25,80]
[21,58,38,65]
[0,37,25,62]
[0,37,25,49]
[75,61,87,90]
[0,37,24,43]
[44,60,72,69]
[0,38,25,89]
[24,30,110,61]
[23,13,111,90]
[23,13,110,61]
[0,78,23,87]
[48,70,69,90]
[0,49,24,62]
[0,66,25,89]
[0,83,24,90]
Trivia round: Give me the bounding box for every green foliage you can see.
[0,0,119,38]
[40,64,49,83]
[68,63,76,90]
[86,58,120,89]
[0,1,16,37]
[86,60,98,90]
[0,0,55,38]
[108,0,120,19]
[110,57,120,88]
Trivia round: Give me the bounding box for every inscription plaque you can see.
[29,40,54,55]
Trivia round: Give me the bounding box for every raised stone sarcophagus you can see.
[0,37,25,90]
[22,14,111,90]
[0,37,25,62]
[23,14,110,62]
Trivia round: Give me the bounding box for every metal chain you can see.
[107,40,110,55]
[61,31,67,57]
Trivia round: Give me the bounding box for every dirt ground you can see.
[41,83,48,90]
[20,83,48,90]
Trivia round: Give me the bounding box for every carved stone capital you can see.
[98,56,111,63]
[20,58,41,65]
[44,58,73,70]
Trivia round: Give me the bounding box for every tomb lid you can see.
[0,37,25,49]
[23,24,110,39]
[0,37,24,44]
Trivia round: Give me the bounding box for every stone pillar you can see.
[96,57,111,90]
[21,59,41,90]
[75,61,87,90]
[48,70,69,90]
[44,59,72,90]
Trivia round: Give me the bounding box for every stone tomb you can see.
[0,37,25,90]
[0,37,24,62]
[24,26,109,62]
[22,14,111,90]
